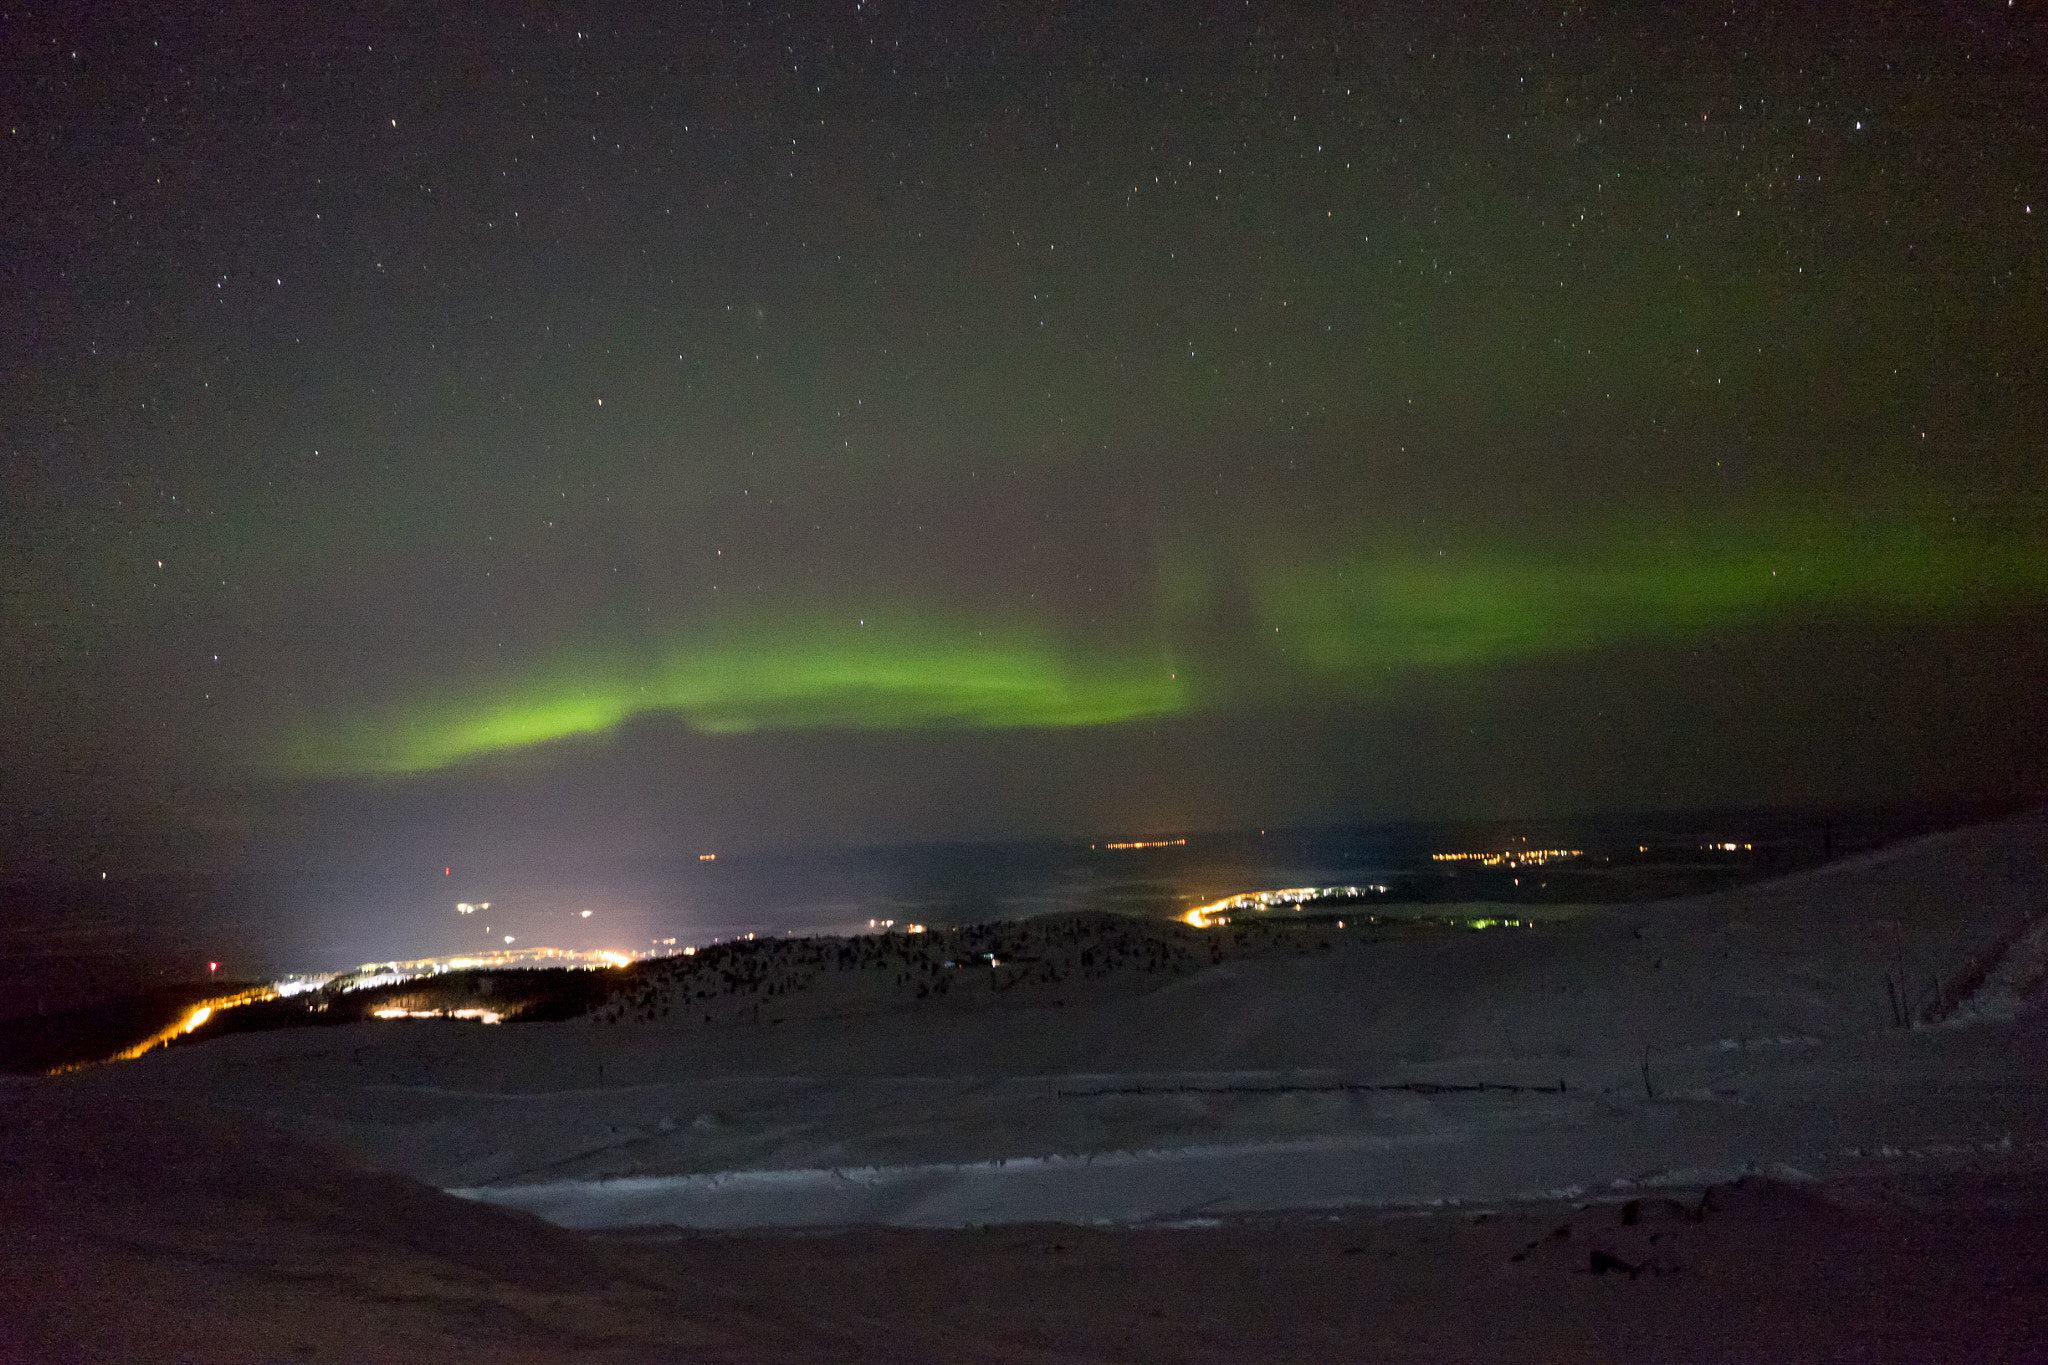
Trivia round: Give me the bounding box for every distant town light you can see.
[1184,884,1386,928]
[1431,847,1582,868]
[374,1006,502,1025]
[66,985,278,1070]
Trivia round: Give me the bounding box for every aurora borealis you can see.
[284,614,1189,774]
[5,1,2046,870]
[277,512,2048,776]
[1259,514,2048,678]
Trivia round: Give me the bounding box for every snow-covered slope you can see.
[48,806,2048,1230]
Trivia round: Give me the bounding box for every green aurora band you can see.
[1259,516,2048,676]
[280,515,2047,775]
[281,617,1187,775]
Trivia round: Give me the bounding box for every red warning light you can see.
[445,867,451,876]
[208,961,219,972]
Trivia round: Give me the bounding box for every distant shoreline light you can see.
[1431,848,1582,868]
[1184,884,1387,928]
[49,985,279,1073]
[1097,838,1186,850]
[315,944,649,996]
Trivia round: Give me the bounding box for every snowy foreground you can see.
[65,808,2048,1229]
[7,809,2048,1360]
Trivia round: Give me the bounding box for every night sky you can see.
[6,2,2046,881]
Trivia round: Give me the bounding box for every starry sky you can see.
[5,1,2046,877]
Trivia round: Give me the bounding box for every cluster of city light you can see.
[326,945,646,995]
[372,1006,503,1025]
[1097,838,1187,850]
[1704,842,1754,851]
[454,901,490,914]
[1184,885,1388,928]
[1431,848,1582,868]
[57,947,658,1074]
[52,985,280,1073]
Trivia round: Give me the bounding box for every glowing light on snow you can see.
[373,1007,503,1024]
